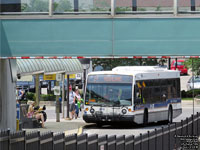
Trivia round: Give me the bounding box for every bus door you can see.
[134,81,146,111]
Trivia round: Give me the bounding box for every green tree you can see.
[92,58,166,71]
[184,58,200,75]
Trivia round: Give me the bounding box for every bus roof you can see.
[88,66,180,80]
[112,66,169,72]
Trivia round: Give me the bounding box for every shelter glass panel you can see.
[92,0,111,11]
[53,0,111,13]
[0,0,49,13]
[178,0,200,11]
[116,0,174,12]
[54,0,74,12]
[137,0,173,11]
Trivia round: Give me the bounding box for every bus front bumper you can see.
[83,114,134,123]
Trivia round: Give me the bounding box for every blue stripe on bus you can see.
[134,98,181,111]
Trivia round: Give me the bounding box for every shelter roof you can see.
[17,59,83,76]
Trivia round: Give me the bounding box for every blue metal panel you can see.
[1,19,113,57]
[114,18,200,56]
[1,18,200,57]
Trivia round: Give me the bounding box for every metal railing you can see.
[0,112,200,150]
[0,0,200,17]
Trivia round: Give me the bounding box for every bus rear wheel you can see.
[168,106,173,124]
[143,109,148,126]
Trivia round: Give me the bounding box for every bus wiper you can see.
[113,101,120,106]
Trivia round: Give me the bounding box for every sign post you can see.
[16,102,20,131]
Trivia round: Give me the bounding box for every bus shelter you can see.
[17,59,83,122]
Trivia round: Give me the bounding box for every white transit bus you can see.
[83,66,182,126]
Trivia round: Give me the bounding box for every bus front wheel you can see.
[96,122,103,128]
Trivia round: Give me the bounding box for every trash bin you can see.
[55,97,62,113]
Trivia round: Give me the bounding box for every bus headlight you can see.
[122,109,127,114]
[90,108,95,114]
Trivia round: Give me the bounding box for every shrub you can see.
[26,92,35,101]
[41,94,56,101]
[181,89,200,98]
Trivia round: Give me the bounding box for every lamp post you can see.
[66,74,70,120]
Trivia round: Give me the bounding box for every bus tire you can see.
[96,122,103,128]
[143,109,148,126]
[168,106,173,124]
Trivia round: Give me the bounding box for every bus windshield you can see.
[85,75,133,106]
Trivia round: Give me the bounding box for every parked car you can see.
[187,76,200,90]
[171,60,188,75]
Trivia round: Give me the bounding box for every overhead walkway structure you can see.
[1,0,200,130]
[1,0,200,58]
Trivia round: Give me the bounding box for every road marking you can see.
[77,126,83,135]
[64,126,84,136]
[65,129,78,136]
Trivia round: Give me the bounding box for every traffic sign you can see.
[44,74,56,80]
[54,86,60,95]
[56,74,62,81]
[65,74,76,79]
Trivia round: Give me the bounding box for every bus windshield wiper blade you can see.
[113,101,120,106]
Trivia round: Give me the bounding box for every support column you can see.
[35,74,40,106]
[66,74,70,119]
[49,0,53,16]
[55,81,60,122]
[0,59,16,130]
[111,0,115,17]
[173,0,178,16]
[62,74,65,118]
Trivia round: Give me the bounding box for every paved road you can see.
[83,105,200,136]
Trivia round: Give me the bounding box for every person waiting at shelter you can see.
[27,102,45,128]
[68,85,76,120]
[74,89,82,119]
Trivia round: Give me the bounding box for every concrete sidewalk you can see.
[24,106,88,135]
[24,118,87,135]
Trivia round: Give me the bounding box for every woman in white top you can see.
[68,85,76,119]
